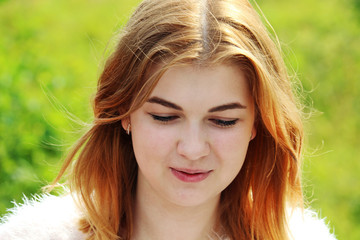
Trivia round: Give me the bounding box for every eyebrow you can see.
[147,96,246,112]
[147,97,183,110]
[208,102,247,112]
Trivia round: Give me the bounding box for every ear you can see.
[250,126,257,141]
[121,118,130,132]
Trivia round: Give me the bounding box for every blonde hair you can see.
[53,0,304,239]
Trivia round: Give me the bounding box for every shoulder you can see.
[0,193,87,240]
[287,207,337,240]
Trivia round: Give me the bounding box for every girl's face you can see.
[124,64,256,208]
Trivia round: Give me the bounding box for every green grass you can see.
[1,0,359,239]
[0,0,141,213]
[259,0,360,239]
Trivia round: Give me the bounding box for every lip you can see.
[170,168,212,183]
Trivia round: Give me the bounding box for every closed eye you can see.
[209,118,239,127]
[150,114,179,123]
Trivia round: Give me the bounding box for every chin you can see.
[168,191,220,208]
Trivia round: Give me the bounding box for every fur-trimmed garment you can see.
[0,194,336,240]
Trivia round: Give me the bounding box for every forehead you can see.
[148,63,252,108]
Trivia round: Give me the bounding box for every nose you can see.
[176,124,210,161]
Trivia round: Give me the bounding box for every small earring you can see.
[126,123,131,135]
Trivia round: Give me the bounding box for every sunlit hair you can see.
[52,0,304,239]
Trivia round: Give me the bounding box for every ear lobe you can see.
[121,118,130,132]
[250,127,257,141]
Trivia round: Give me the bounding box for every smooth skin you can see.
[122,64,256,240]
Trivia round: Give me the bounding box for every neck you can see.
[132,174,221,240]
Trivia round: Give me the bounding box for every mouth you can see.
[170,168,212,183]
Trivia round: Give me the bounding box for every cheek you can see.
[131,123,176,163]
[213,134,250,191]
[214,129,250,153]
[212,130,250,168]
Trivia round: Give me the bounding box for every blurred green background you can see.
[0,0,359,239]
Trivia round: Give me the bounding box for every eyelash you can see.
[209,119,238,127]
[150,114,238,127]
[150,114,179,123]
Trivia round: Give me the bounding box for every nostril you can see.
[176,140,210,161]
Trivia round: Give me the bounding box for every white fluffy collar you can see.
[0,194,86,240]
[0,194,336,240]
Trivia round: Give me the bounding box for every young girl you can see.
[0,0,337,239]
